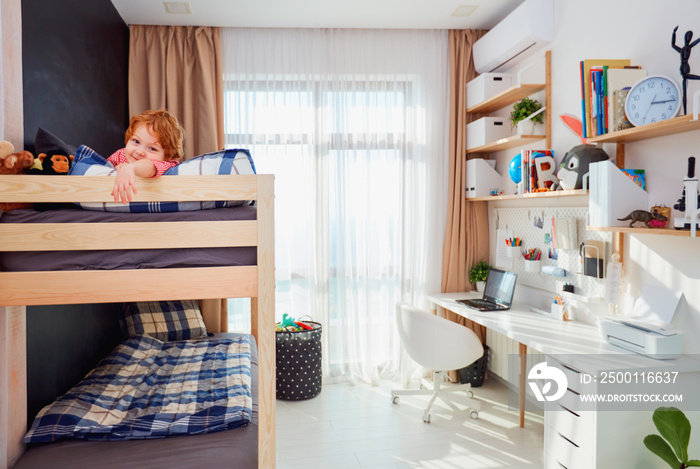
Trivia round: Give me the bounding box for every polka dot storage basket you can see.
[275,321,322,400]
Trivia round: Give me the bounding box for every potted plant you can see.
[644,406,700,467]
[510,97,544,135]
[469,260,492,292]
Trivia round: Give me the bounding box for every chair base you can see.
[391,371,481,423]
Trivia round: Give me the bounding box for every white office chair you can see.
[391,302,484,423]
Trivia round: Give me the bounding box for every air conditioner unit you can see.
[473,0,553,74]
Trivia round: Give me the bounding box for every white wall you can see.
[487,0,700,353]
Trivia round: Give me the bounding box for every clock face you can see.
[624,75,681,127]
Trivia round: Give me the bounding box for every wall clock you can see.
[624,75,681,127]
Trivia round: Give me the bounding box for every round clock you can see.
[624,75,681,127]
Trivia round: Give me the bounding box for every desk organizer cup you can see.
[524,259,541,273]
[506,246,521,258]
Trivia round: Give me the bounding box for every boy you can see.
[109,109,184,204]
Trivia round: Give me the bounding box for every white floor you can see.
[276,377,544,468]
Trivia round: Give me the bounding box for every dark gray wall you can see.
[22,0,128,156]
[21,0,130,422]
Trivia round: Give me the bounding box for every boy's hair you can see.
[125,109,185,160]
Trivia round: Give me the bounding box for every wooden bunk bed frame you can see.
[0,174,276,469]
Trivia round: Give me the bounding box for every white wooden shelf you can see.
[587,114,700,144]
[466,83,547,114]
[468,189,587,202]
[587,225,698,237]
[466,134,546,154]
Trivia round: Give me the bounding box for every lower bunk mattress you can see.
[0,206,257,271]
[13,333,259,469]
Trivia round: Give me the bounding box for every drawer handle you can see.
[556,462,569,469]
[558,431,580,448]
[561,363,582,374]
[558,402,580,418]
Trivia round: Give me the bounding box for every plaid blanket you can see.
[24,335,252,443]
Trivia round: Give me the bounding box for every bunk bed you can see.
[0,173,275,469]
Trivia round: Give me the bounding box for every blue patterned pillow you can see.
[122,300,207,342]
[69,145,256,212]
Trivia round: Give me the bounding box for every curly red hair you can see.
[125,109,184,161]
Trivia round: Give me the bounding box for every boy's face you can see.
[125,124,166,163]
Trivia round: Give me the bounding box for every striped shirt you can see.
[108,148,179,177]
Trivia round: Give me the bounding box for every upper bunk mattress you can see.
[0,206,257,272]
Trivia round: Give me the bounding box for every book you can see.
[580,59,631,138]
[621,169,646,190]
[606,68,647,132]
[612,88,633,132]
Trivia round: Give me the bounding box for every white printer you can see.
[597,285,684,359]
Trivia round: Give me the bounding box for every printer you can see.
[597,285,684,359]
[598,318,682,358]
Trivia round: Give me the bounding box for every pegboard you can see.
[492,207,612,300]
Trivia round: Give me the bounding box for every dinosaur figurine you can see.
[617,209,668,228]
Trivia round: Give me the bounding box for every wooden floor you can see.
[276,377,544,468]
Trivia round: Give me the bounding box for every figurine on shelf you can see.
[672,26,700,115]
[617,209,668,228]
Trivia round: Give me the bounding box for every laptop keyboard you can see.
[468,299,495,308]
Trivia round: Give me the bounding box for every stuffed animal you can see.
[553,144,609,191]
[0,140,35,211]
[32,150,74,175]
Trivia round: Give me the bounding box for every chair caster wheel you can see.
[423,413,431,423]
[466,390,474,399]
[470,410,479,419]
[392,396,399,405]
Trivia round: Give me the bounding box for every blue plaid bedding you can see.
[69,145,256,213]
[24,335,252,443]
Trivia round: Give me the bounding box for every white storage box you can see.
[466,117,511,150]
[465,158,502,198]
[466,73,513,108]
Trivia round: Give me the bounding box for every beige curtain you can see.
[128,25,224,159]
[442,30,490,347]
[129,25,227,332]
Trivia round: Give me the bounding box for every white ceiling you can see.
[110,0,524,30]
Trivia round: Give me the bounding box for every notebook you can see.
[457,268,517,311]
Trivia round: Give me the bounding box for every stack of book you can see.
[579,59,647,138]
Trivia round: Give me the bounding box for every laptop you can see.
[457,268,517,311]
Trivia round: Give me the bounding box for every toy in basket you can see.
[275,314,322,400]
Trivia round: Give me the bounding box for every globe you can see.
[509,154,522,184]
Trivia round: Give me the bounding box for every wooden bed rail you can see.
[0,173,276,469]
[0,175,260,203]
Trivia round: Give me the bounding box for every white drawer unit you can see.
[543,356,664,469]
[466,116,512,150]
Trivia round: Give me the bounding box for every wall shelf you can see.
[466,134,546,154]
[468,189,587,202]
[587,114,700,144]
[587,225,697,237]
[466,83,546,114]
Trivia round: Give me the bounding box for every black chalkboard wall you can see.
[21,0,129,423]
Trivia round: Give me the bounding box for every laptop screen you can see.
[483,268,517,307]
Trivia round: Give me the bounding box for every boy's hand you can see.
[112,163,138,204]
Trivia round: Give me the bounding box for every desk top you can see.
[428,291,619,356]
[426,292,700,375]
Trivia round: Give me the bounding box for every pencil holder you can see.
[506,246,521,258]
[524,259,541,273]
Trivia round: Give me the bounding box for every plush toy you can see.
[553,144,609,191]
[32,150,74,175]
[0,140,35,211]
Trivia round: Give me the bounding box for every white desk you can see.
[427,292,700,469]
[427,291,619,429]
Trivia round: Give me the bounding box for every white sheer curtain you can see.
[222,28,449,385]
